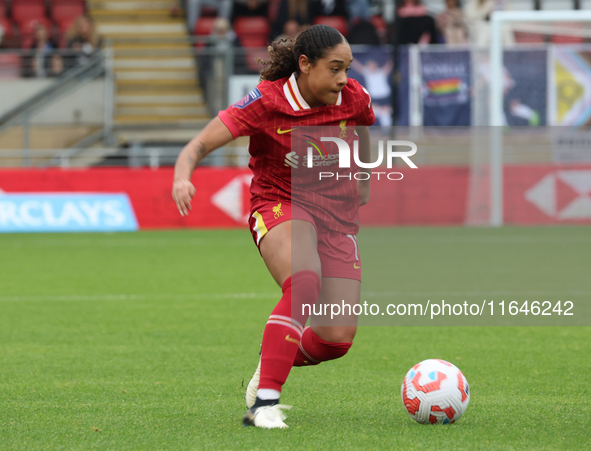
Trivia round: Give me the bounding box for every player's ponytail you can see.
[259,24,345,82]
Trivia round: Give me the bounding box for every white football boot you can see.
[242,404,292,429]
[245,357,261,409]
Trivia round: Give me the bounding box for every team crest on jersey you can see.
[339,120,347,139]
[273,203,284,219]
[233,88,262,109]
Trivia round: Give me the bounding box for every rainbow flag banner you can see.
[421,50,471,126]
[426,78,462,96]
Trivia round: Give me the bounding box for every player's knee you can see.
[315,326,357,344]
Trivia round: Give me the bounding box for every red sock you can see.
[258,270,321,392]
[293,326,353,367]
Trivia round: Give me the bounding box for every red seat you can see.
[51,1,85,25]
[233,16,270,44]
[56,15,76,34]
[18,16,52,48]
[551,23,584,44]
[514,32,545,44]
[0,16,14,38]
[11,0,47,24]
[0,1,7,18]
[0,52,22,79]
[194,16,215,36]
[239,35,268,48]
[193,16,215,48]
[313,15,349,37]
[552,35,584,44]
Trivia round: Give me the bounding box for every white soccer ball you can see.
[401,359,470,424]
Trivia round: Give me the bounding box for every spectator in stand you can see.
[231,0,268,23]
[23,22,58,78]
[348,19,380,45]
[198,18,248,112]
[0,24,6,49]
[394,0,438,45]
[464,0,513,46]
[348,0,371,23]
[309,0,349,21]
[185,0,232,33]
[436,0,468,45]
[66,15,102,68]
[271,0,309,41]
[274,19,301,42]
[48,52,65,77]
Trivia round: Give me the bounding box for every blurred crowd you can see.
[0,0,101,79]
[186,0,516,50]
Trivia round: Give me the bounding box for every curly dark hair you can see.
[258,24,345,82]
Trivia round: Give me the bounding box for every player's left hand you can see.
[358,180,370,206]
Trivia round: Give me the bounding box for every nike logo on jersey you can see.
[353,263,361,269]
[285,334,300,344]
[277,128,295,134]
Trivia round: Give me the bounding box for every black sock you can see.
[252,396,279,409]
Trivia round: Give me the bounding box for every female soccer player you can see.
[172,24,375,429]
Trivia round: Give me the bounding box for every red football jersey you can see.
[218,72,375,233]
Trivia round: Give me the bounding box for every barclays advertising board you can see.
[0,193,138,233]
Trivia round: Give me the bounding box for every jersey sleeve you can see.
[218,84,271,138]
[356,85,376,126]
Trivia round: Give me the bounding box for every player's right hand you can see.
[172,179,196,216]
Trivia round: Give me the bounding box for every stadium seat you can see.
[370,15,387,43]
[551,24,584,44]
[194,16,215,36]
[313,16,349,37]
[51,0,85,28]
[18,16,52,48]
[193,16,216,48]
[0,14,13,34]
[0,1,7,18]
[0,52,21,78]
[11,0,47,25]
[514,32,545,44]
[239,35,268,49]
[233,16,270,44]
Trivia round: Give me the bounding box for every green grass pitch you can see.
[0,227,590,450]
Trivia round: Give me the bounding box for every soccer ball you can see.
[401,359,470,424]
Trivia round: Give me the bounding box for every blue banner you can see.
[503,49,547,126]
[421,50,471,126]
[0,193,138,233]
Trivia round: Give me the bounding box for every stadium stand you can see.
[88,0,208,127]
[51,0,86,34]
[11,0,47,24]
[233,16,271,46]
[193,15,215,47]
[233,15,270,71]
[0,52,21,78]
[313,15,349,37]
[19,16,52,48]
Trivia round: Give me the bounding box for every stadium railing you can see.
[0,47,114,167]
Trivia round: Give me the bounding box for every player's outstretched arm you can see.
[172,117,234,216]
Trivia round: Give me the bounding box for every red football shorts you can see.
[248,201,362,281]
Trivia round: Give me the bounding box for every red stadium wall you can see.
[1,166,590,229]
